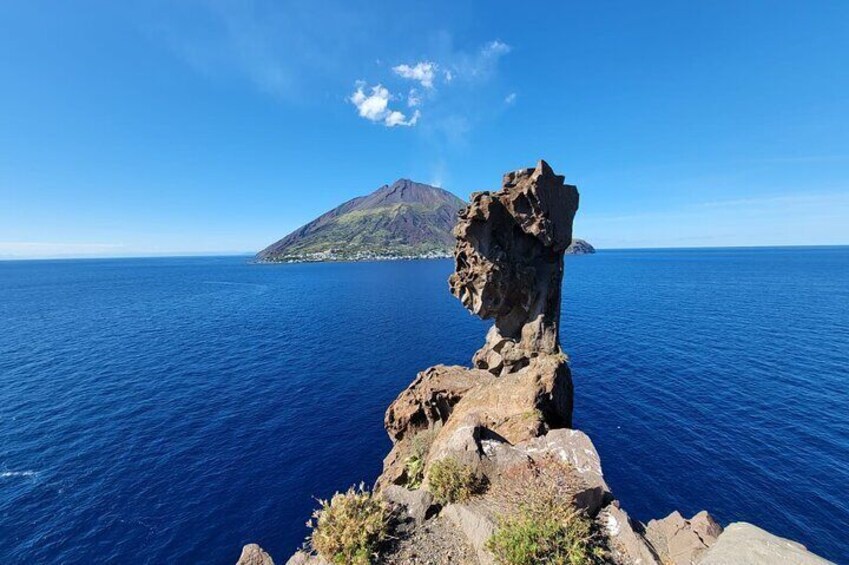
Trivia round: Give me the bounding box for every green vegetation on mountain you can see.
[256,179,465,262]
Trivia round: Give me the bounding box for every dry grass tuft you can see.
[309,483,390,565]
[485,455,606,565]
[426,457,483,505]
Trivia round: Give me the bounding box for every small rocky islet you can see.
[240,161,831,565]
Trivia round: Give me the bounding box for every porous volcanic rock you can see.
[449,160,579,378]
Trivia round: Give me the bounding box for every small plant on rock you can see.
[404,454,425,489]
[426,457,481,505]
[309,483,389,565]
[486,456,607,565]
[487,507,600,565]
[403,428,436,489]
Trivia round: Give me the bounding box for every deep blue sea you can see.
[1,248,848,564]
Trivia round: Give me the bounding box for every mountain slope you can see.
[256,179,467,262]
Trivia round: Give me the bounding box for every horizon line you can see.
[2,243,848,262]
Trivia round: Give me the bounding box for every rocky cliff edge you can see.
[240,161,832,565]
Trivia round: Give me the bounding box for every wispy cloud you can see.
[451,40,512,82]
[349,82,419,127]
[482,40,511,57]
[505,92,517,105]
[393,61,438,89]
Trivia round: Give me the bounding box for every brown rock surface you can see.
[644,510,722,564]
[384,365,493,443]
[698,522,834,565]
[599,502,661,565]
[379,365,494,488]
[237,544,275,565]
[379,161,580,489]
[449,160,579,379]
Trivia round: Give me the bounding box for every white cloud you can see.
[407,89,422,107]
[349,82,419,127]
[505,92,517,104]
[483,40,512,57]
[385,109,420,127]
[393,61,438,89]
[350,82,390,120]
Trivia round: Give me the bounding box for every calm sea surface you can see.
[1,248,848,563]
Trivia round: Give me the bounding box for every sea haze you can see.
[1,248,847,563]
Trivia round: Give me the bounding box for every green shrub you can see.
[403,428,436,489]
[486,508,600,565]
[426,457,481,505]
[309,483,389,565]
[404,453,425,489]
[486,456,606,565]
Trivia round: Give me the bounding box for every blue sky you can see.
[2,1,848,258]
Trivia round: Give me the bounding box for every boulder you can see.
[698,522,834,564]
[599,502,661,565]
[644,510,722,564]
[380,357,572,488]
[520,428,611,516]
[442,502,498,565]
[384,365,492,443]
[422,356,573,473]
[378,365,493,489]
[283,552,328,565]
[381,485,436,524]
[236,544,274,565]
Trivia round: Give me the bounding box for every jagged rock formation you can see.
[378,161,579,490]
[449,161,578,377]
